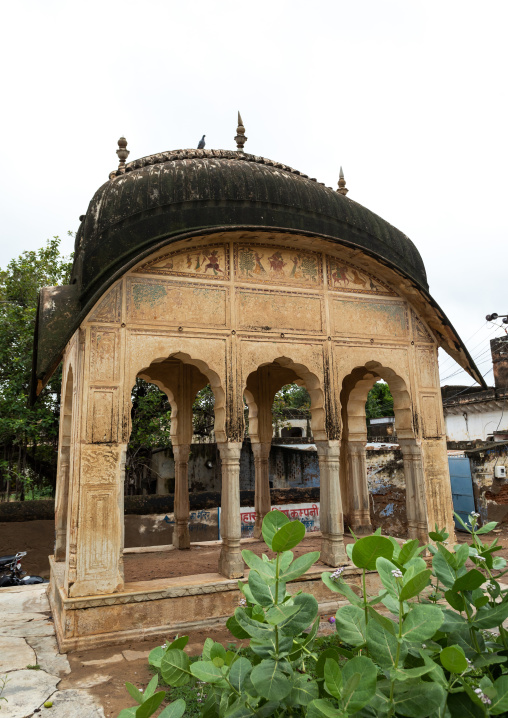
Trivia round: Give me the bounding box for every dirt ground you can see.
[123,534,344,582]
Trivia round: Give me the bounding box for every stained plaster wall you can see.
[468,443,508,523]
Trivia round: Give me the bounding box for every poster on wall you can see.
[238,503,320,538]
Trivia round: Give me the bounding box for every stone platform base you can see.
[49,553,382,653]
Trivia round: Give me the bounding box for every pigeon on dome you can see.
[197,135,206,149]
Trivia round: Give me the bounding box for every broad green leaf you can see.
[418,649,448,687]
[398,539,420,565]
[473,653,508,669]
[323,657,342,699]
[235,608,274,641]
[135,693,165,718]
[474,601,508,629]
[148,646,165,668]
[210,642,226,661]
[376,556,400,597]
[440,645,468,673]
[441,608,468,632]
[346,543,354,560]
[432,552,460,588]
[279,593,318,635]
[228,657,252,692]
[316,648,341,679]
[341,656,377,713]
[280,551,320,582]
[265,603,300,625]
[335,604,367,646]
[448,626,485,659]
[399,569,431,600]
[307,698,344,717]
[366,619,405,667]
[388,535,401,561]
[158,700,186,718]
[279,551,293,572]
[474,595,489,609]
[125,683,144,705]
[452,569,485,592]
[250,659,292,700]
[389,665,433,682]
[272,520,305,552]
[490,675,508,715]
[368,606,397,634]
[288,674,319,706]
[444,590,465,611]
[476,521,498,534]
[118,709,137,718]
[168,635,188,651]
[142,675,159,700]
[190,660,224,683]
[321,572,362,605]
[352,535,394,570]
[447,692,484,718]
[401,604,443,641]
[262,510,289,550]
[226,615,250,639]
[248,570,280,606]
[202,637,214,660]
[241,549,275,579]
[454,542,470,567]
[437,542,459,569]
[250,632,293,659]
[392,683,446,717]
[160,648,190,687]
[454,512,471,532]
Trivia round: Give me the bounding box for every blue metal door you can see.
[448,455,475,530]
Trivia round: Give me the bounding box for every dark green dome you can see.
[71,148,427,304]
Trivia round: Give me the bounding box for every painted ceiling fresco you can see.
[135,244,230,281]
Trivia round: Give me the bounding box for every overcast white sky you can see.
[1,0,506,386]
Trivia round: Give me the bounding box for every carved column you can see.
[315,440,347,566]
[172,444,191,549]
[252,442,271,539]
[347,441,372,535]
[217,442,244,578]
[399,439,428,543]
[54,447,70,561]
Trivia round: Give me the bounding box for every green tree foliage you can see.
[0,237,73,500]
[365,381,394,419]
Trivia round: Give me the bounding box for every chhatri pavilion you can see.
[32,116,483,650]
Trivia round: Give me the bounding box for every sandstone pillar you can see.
[172,444,191,549]
[217,442,244,578]
[54,446,70,562]
[67,444,125,597]
[347,441,372,535]
[315,440,347,566]
[252,442,271,539]
[399,439,428,543]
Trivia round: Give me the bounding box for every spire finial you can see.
[234,111,247,152]
[337,166,348,196]
[116,136,130,172]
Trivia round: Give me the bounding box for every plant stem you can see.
[362,569,369,625]
[275,551,280,656]
[388,588,404,716]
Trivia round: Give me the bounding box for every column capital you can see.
[172,443,191,462]
[251,442,271,460]
[315,439,340,459]
[217,441,243,461]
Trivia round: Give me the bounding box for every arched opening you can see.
[54,367,73,562]
[341,362,427,541]
[243,358,325,540]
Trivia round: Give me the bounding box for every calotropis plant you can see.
[119,511,508,717]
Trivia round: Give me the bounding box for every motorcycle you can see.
[0,551,48,587]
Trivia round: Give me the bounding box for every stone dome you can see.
[71,149,427,306]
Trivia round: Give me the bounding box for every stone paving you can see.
[0,584,104,718]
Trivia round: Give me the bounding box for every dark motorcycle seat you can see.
[0,555,16,567]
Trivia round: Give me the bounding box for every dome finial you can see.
[116,136,130,172]
[234,112,247,152]
[337,166,348,196]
